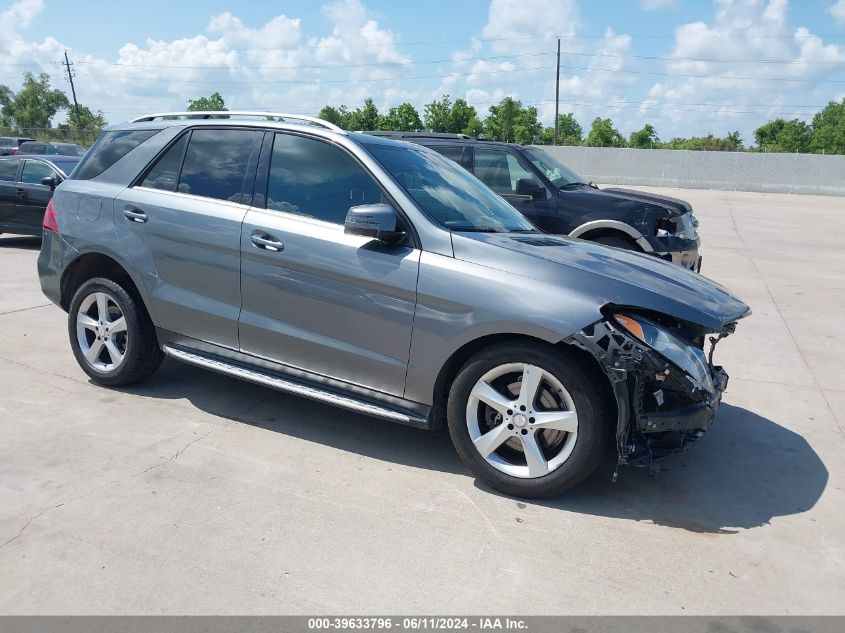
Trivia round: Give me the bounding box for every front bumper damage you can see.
[567,319,732,469]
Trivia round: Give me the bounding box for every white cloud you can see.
[641,0,678,10]
[482,0,580,54]
[637,0,845,139]
[828,0,845,24]
[0,0,421,123]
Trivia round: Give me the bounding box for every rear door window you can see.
[176,129,260,203]
[0,158,19,181]
[74,129,159,180]
[427,145,464,165]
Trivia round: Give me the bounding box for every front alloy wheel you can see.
[448,343,610,498]
[466,363,578,478]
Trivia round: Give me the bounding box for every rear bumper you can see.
[37,229,75,309]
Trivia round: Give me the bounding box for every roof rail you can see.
[366,131,475,140]
[129,111,346,133]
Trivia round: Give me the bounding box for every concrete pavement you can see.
[0,188,843,614]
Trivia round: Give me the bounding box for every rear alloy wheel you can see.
[75,291,128,372]
[448,343,610,498]
[68,277,163,386]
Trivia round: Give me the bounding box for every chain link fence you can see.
[0,127,101,147]
[533,145,845,196]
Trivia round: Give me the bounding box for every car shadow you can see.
[119,360,828,534]
[0,235,41,250]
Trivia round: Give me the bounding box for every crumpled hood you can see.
[600,187,692,216]
[451,232,749,332]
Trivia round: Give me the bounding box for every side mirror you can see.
[515,178,546,200]
[40,176,57,190]
[344,203,405,244]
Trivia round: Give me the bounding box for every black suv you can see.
[370,132,701,270]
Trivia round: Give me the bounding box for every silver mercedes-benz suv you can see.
[37,111,749,498]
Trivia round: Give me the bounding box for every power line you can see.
[36,49,845,71]
[69,62,845,85]
[71,52,551,71]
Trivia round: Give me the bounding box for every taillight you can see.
[12,148,18,155]
[43,198,59,232]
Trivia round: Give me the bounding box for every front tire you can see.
[68,277,163,386]
[593,234,639,251]
[447,343,611,498]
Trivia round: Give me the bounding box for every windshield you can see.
[522,148,585,189]
[365,142,535,233]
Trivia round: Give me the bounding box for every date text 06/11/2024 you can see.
[307,617,528,630]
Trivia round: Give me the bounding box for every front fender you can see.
[403,251,603,404]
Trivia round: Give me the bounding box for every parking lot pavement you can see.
[0,187,844,615]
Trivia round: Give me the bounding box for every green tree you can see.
[346,98,380,131]
[422,95,481,135]
[377,102,422,131]
[754,118,811,153]
[584,117,626,147]
[423,95,452,132]
[0,85,13,127]
[657,132,742,151]
[810,99,845,154]
[61,105,107,131]
[483,97,541,143]
[449,98,480,135]
[318,105,351,129]
[483,97,521,142]
[540,113,583,145]
[187,91,227,111]
[629,123,659,149]
[0,72,69,130]
[726,131,743,151]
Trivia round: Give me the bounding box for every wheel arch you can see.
[60,251,157,325]
[429,332,615,429]
[569,220,652,252]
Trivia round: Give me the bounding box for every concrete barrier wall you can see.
[532,145,845,196]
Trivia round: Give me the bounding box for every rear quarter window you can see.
[73,129,159,180]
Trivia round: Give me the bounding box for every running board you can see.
[162,345,429,428]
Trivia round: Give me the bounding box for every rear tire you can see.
[593,234,639,250]
[447,342,612,498]
[68,277,163,386]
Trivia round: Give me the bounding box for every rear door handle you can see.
[251,233,284,252]
[123,207,148,223]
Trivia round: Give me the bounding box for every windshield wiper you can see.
[559,182,590,190]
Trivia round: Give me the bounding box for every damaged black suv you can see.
[370,132,702,270]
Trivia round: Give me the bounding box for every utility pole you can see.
[554,38,561,145]
[63,50,81,130]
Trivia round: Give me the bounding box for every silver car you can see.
[37,111,749,498]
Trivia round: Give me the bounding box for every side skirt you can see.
[161,343,433,430]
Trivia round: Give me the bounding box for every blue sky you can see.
[3,0,845,142]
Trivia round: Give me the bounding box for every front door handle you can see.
[123,207,148,223]
[251,233,285,252]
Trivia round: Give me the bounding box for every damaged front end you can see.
[567,312,738,470]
